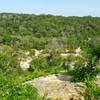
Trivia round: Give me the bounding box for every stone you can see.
[26,74,85,100]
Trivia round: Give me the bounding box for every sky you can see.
[0,0,100,17]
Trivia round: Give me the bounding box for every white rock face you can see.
[75,47,81,53]
[19,51,32,69]
[19,49,43,69]
[65,49,69,53]
[60,47,82,58]
[25,51,30,56]
[74,47,82,57]
[34,49,43,57]
[20,57,32,69]
[60,53,70,57]
[20,61,30,69]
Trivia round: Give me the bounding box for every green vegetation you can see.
[0,13,100,99]
[0,70,39,100]
[0,13,100,50]
[84,79,100,100]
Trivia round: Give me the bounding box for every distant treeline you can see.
[0,13,100,49]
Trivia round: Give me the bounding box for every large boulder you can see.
[26,74,85,100]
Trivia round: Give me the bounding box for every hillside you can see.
[0,13,100,50]
[0,13,100,100]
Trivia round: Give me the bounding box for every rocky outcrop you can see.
[18,51,32,69]
[96,74,100,87]
[26,74,85,100]
[19,57,32,69]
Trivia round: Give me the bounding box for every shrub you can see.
[0,49,19,74]
[84,79,100,100]
[72,57,98,82]
[0,70,39,100]
[48,56,62,67]
[89,36,100,60]
[31,57,48,70]
[0,51,11,72]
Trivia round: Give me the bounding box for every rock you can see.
[33,49,43,57]
[25,51,30,56]
[20,57,32,69]
[60,53,70,57]
[75,47,81,54]
[26,74,85,100]
[96,74,100,87]
[20,61,30,69]
[96,79,100,87]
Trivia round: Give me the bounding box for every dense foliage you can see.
[0,13,100,50]
[0,70,39,100]
[0,13,100,99]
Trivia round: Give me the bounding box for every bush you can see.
[72,57,98,82]
[84,79,100,100]
[0,51,11,72]
[0,48,19,74]
[31,57,48,70]
[48,56,62,67]
[89,36,100,60]
[0,70,39,100]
